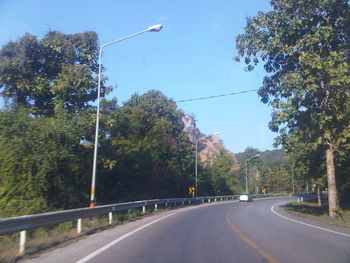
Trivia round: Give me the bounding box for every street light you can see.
[244,154,260,193]
[291,165,295,194]
[90,24,163,207]
[195,132,220,197]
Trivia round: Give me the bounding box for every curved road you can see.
[25,197,350,263]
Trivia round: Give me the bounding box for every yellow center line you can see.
[225,208,282,263]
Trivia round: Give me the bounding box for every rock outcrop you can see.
[182,114,237,164]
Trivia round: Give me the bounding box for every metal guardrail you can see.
[0,193,293,255]
[253,193,289,198]
[0,195,238,236]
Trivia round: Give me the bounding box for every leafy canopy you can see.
[235,0,350,150]
[0,31,110,116]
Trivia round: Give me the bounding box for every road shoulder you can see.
[272,200,350,238]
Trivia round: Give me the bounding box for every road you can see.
[25,197,350,263]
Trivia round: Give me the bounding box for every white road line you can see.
[76,201,234,263]
[76,212,179,263]
[271,200,350,238]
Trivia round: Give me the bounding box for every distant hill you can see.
[260,149,287,166]
[235,149,286,165]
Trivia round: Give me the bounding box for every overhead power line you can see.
[176,89,258,103]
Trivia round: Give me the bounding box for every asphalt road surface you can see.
[25,197,350,263]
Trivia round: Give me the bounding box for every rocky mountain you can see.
[198,133,226,163]
[181,114,201,143]
[182,114,237,164]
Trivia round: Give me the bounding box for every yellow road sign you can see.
[189,187,195,195]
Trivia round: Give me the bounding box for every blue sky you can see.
[0,0,277,153]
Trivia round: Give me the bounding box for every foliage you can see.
[205,149,241,195]
[0,31,109,116]
[0,109,92,217]
[93,90,196,203]
[235,0,350,216]
[236,147,301,193]
[0,30,104,216]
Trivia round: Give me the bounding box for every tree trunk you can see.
[317,185,322,207]
[325,145,338,218]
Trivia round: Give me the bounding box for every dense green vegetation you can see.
[203,149,242,195]
[235,0,350,217]
[236,147,298,194]
[0,31,239,218]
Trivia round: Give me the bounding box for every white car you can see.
[239,193,253,202]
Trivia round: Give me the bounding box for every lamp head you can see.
[148,24,163,32]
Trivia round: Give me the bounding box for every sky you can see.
[0,0,278,153]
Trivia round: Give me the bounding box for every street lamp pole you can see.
[195,139,198,197]
[195,132,219,197]
[90,24,163,207]
[291,165,295,194]
[244,154,260,193]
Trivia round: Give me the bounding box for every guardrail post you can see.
[165,202,168,208]
[221,198,223,201]
[181,201,184,207]
[208,199,211,203]
[214,198,217,202]
[142,206,146,214]
[19,230,26,255]
[189,201,191,205]
[155,204,158,212]
[77,218,82,234]
[301,196,304,202]
[109,212,113,225]
[128,208,131,215]
[202,200,204,203]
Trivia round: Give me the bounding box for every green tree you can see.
[235,0,350,217]
[0,31,109,116]
[0,109,92,217]
[285,129,328,204]
[95,91,195,203]
[206,149,240,195]
[0,30,109,215]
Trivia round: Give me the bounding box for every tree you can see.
[0,30,113,215]
[95,91,195,203]
[206,149,240,195]
[285,129,328,205]
[0,109,92,217]
[235,0,350,217]
[0,31,109,116]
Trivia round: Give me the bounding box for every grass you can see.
[0,203,181,263]
[283,200,350,229]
